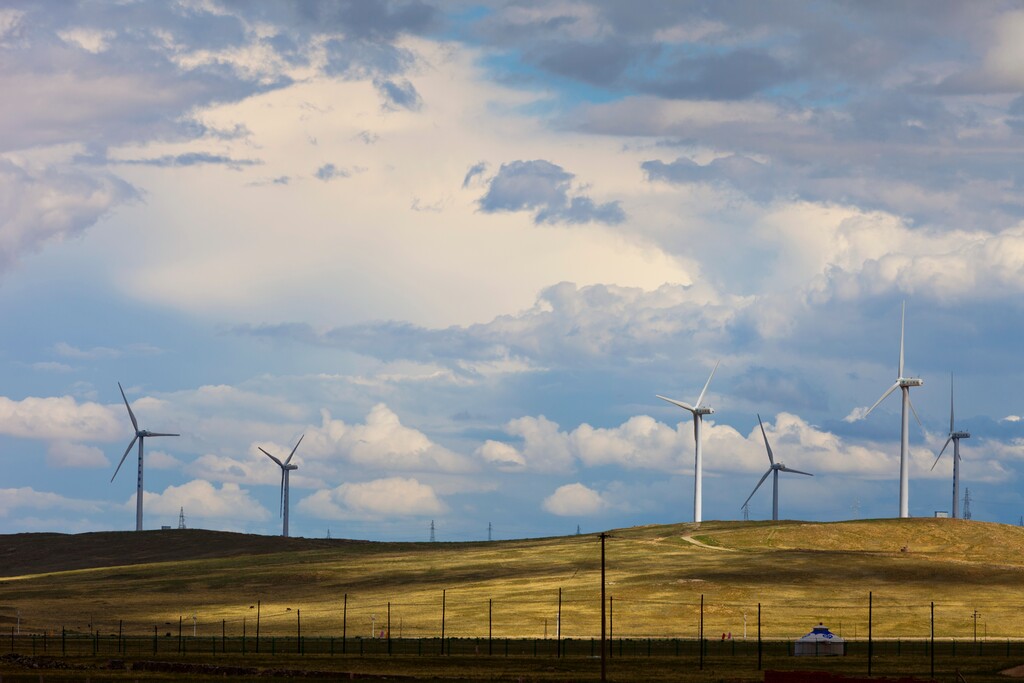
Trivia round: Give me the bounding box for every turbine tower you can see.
[931,374,970,519]
[111,382,178,531]
[260,435,303,537]
[742,414,813,521]
[657,360,720,523]
[863,302,924,518]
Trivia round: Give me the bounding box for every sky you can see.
[3,1,1024,541]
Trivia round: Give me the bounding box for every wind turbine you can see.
[657,360,720,523]
[931,374,970,519]
[260,435,303,538]
[742,414,813,521]
[862,301,924,518]
[111,382,178,531]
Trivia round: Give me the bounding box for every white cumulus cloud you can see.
[299,477,446,520]
[543,483,608,516]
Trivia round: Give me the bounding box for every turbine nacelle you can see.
[899,378,924,388]
[951,430,971,439]
[695,406,714,416]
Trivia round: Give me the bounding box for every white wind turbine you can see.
[111,382,178,531]
[862,301,924,518]
[657,360,720,523]
[260,435,303,538]
[742,414,813,521]
[931,374,970,519]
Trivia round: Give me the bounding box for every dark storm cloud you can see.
[478,160,625,225]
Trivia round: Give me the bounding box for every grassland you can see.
[2,518,1024,645]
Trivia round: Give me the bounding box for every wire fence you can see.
[17,594,1021,641]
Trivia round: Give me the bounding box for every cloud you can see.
[542,483,608,516]
[109,152,262,169]
[936,11,1024,94]
[478,160,625,225]
[0,487,103,517]
[1002,415,1022,423]
[0,395,120,441]
[0,159,136,273]
[475,440,526,471]
[462,161,487,188]
[46,441,109,468]
[142,480,270,521]
[236,281,721,368]
[31,362,73,373]
[299,477,446,519]
[303,404,475,473]
[192,402,473,491]
[374,78,423,111]
[315,163,350,181]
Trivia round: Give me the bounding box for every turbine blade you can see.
[864,382,900,417]
[285,434,304,465]
[757,414,774,465]
[695,360,720,409]
[111,435,138,482]
[908,393,924,429]
[146,432,179,437]
[259,447,284,467]
[118,382,139,432]
[742,469,773,509]
[780,466,813,477]
[930,437,953,471]
[656,395,695,413]
[899,301,906,378]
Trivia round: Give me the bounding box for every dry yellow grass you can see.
[2,518,1023,644]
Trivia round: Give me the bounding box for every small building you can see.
[793,623,845,656]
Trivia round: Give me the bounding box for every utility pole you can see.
[973,609,980,643]
[488,522,492,542]
[742,502,749,521]
[963,488,972,520]
[178,507,186,529]
[599,532,608,683]
[430,520,436,542]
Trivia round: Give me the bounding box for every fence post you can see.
[178,616,183,654]
[609,595,613,659]
[441,589,446,656]
[489,599,493,655]
[153,626,157,655]
[222,619,226,653]
[868,592,873,676]
[699,594,704,671]
[118,619,123,654]
[256,600,261,654]
[342,594,347,654]
[62,627,66,657]
[557,587,562,658]
[930,602,935,679]
[757,603,762,671]
[297,609,301,654]
[387,602,392,656]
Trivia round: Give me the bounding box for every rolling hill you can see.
[2,519,1023,642]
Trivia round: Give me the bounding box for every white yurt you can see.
[793,623,845,656]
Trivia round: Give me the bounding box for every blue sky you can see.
[4,1,1024,540]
